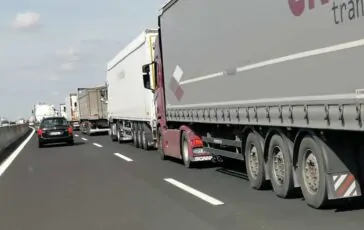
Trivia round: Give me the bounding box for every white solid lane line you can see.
[164,178,224,206]
[81,138,88,141]
[0,127,35,177]
[114,153,133,162]
[93,143,102,148]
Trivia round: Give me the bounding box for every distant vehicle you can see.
[0,119,10,127]
[33,103,57,124]
[77,86,109,135]
[59,104,67,118]
[16,119,26,125]
[65,94,80,130]
[28,116,35,126]
[106,29,157,148]
[37,116,74,148]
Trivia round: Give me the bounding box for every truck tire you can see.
[110,123,117,142]
[244,132,267,190]
[181,132,193,168]
[158,128,166,160]
[297,135,328,209]
[137,130,142,148]
[116,124,123,143]
[133,130,139,148]
[268,134,294,198]
[141,131,149,150]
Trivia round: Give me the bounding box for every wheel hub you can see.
[303,150,319,195]
[248,145,259,179]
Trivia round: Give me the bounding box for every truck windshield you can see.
[41,118,68,127]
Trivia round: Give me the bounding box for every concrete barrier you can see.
[0,125,31,154]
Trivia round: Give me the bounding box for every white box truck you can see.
[65,93,80,130]
[106,29,158,150]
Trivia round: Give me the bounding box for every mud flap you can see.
[326,173,362,200]
[318,135,362,200]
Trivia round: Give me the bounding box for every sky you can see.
[0,0,168,120]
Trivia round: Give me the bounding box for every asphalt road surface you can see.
[0,129,363,230]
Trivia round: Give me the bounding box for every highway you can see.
[0,130,363,230]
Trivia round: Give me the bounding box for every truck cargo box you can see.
[160,0,364,130]
[78,86,107,121]
[107,29,157,122]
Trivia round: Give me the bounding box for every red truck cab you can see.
[142,32,213,168]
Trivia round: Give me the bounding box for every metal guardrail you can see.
[0,124,31,154]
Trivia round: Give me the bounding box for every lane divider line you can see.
[114,153,133,162]
[164,178,224,206]
[0,127,35,177]
[93,143,102,148]
[74,134,79,137]
[81,138,88,141]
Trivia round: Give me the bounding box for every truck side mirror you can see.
[143,73,152,90]
[142,64,150,74]
[142,64,153,91]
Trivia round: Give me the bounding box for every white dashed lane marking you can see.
[93,143,102,148]
[114,153,133,162]
[164,178,224,206]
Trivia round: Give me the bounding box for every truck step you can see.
[203,147,244,161]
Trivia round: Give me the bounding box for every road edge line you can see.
[0,127,35,177]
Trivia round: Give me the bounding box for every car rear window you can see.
[41,118,68,127]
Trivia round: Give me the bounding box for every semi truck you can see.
[141,0,364,209]
[32,103,56,125]
[65,93,80,130]
[106,29,158,149]
[59,104,67,119]
[77,86,109,135]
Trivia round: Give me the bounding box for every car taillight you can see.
[37,129,43,136]
[67,127,73,134]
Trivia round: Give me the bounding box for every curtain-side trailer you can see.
[77,86,109,135]
[141,0,364,209]
[106,29,158,150]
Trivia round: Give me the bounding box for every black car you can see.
[37,117,74,148]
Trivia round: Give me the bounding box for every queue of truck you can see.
[40,0,364,209]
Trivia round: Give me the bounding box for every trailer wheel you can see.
[117,128,122,143]
[137,130,142,148]
[133,130,139,148]
[141,131,149,150]
[158,128,166,160]
[245,132,267,190]
[181,132,193,168]
[297,135,328,209]
[268,134,294,198]
[110,123,117,142]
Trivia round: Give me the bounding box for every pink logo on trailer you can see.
[169,65,184,101]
